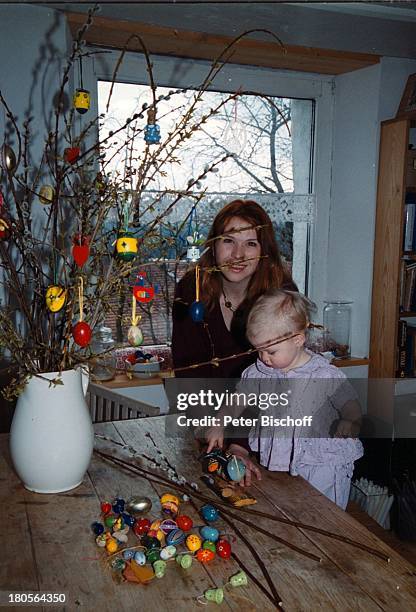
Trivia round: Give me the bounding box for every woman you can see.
[172,199,296,378]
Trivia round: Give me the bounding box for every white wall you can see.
[328,57,416,360]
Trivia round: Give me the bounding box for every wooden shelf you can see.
[399,312,416,317]
[332,357,370,368]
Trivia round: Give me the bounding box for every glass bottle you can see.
[323,301,353,358]
[90,326,116,381]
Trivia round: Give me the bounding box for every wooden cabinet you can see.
[370,118,416,379]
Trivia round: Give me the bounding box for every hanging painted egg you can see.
[73,88,91,114]
[144,123,161,144]
[186,246,200,262]
[45,285,66,313]
[133,272,155,303]
[186,534,202,552]
[64,147,80,164]
[0,216,9,240]
[72,234,90,267]
[116,231,138,261]
[72,321,92,347]
[200,526,219,542]
[201,504,219,523]
[1,144,17,173]
[196,548,215,563]
[216,538,231,559]
[176,515,193,532]
[226,455,246,481]
[39,184,55,205]
[190,300,204,322]
[127,325,143,347]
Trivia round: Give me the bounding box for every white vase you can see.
[10,368,94,493]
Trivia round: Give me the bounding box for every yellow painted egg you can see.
[186,534,202,552]
[106,537,118,553]
[39,184,55,205]
[45,285,66,313]
[160,493,180,506]
[73,88,91,114]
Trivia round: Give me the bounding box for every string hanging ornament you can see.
[73,55,91,114]
[72,276,92,347]
[222,95,248,156]
[127,291,144,347]
[189,265,205,322]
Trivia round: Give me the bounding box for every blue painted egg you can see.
[134,551,146,566]
[190,301,205,322]
[122,549,135,561]
[112,497,125,513]
[201,504,219,522]
[121,512,135,527]
[226,456,246,481]
[200,526,219,542]
[166,529,186,546]
[91,521,104,535]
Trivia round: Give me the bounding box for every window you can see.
[95,69,316,345]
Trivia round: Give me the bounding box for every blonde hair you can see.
[247,289,316,343]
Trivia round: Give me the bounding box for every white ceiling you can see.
[44,2,416,58]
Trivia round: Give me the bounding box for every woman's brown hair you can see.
[197,199,294,311]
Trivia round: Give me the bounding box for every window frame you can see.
[81,48,334,310]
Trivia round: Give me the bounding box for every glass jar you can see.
[90,326,116,381]
[323,301,353,358]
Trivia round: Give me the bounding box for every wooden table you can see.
[1,417,415,611]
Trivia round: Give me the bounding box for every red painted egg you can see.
[64,146,80,164]
[101,501,112,515]
[216,538,231,559]
[72,321,92,347]
[133,518,151,537]
[176,515,193,532]
[196,548,215,563]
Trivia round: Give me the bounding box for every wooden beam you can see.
[66,12,380,76]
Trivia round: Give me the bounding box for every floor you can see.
[346,501,416,567]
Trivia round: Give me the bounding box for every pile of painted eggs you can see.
[125,350,156,365]
[91,493,232,581]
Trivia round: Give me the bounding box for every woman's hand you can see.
[227,443,262,487]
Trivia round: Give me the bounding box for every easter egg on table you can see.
[160,545,176,560]
[186,534,202,552]
[200,526,219,542]
[201,504,219,523]
[141,535,161,550]
[125,496,152,516]
[160,519,177,534]
[202,540,216,553]
[133,517,151,536]
[196,548,215,563]
[176,515,193,532]
[101,501,112,515]
[134,551,146,566]
[91,522,104,536]
[166,529,185,546]
[146,548,160,564]
[216,538,232,559]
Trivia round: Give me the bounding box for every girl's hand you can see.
[227,443,262,487]
[206,426,225,453]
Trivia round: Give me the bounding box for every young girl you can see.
[207,289,363,510]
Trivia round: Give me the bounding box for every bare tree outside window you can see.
[98,82,313,346]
